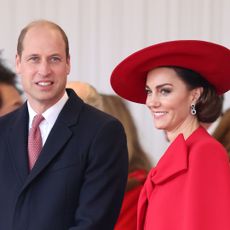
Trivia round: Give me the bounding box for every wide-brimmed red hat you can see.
[110,40,230,104]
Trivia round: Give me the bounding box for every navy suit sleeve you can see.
[71,119,128,230]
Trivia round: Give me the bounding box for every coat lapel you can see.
[151,134,188,184]
[7,103,30,183]
[20,89,84,191]
[137,134,189,230]
[137,127,208,229]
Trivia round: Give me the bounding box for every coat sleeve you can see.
[184,139,230,230]
[70,119,128,230]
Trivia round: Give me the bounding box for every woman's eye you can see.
[160,88,171,95]
[145,88,152,95]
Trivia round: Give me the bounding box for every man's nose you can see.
[38,61,51,76]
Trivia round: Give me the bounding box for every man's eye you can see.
[28,56,39,62]
[50,57,61,63]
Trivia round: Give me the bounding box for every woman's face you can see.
[145,67,199,136]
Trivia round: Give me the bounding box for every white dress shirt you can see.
[27,92,69,146]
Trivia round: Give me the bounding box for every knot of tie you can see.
[28,114,44,170]
[32,114,44,129]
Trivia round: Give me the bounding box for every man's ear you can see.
[15,54,21,74]
[66,54,71,75]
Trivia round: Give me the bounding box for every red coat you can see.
[137,126,230,230]
[115,169,147,230]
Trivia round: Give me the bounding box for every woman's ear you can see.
[191,87,203,103]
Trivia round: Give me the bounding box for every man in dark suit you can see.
[0,20,128,230]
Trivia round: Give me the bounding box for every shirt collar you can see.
[28,91,69,128]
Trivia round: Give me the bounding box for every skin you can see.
[145,67,202,142]
[0,83,22,116]
[15,23,70,114]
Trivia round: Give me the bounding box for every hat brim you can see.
[110,40,230,104]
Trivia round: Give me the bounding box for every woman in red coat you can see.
[110,40,230,230]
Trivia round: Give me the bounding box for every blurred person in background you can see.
[201,95,230,157]
[212,108,230,157]
[0,55,22,116]
[100,94,151,230]
[66,81,103,109]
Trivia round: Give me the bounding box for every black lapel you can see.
[7,103,30,183]
[20,89,84,192]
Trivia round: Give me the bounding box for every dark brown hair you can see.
[0,54,20,108]
[170,66,223,123]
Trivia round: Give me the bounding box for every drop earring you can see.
[191,103,196,115]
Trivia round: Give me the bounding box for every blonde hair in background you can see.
[100,94,152,173]
[66,81,103,110]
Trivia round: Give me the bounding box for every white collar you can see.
[27,92,69,128]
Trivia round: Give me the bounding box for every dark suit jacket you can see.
[0,89,128,230]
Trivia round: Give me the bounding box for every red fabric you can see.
[115,169,147,230]
[137,126,230,230]
[111,40,230,103]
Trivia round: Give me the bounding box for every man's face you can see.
[15,25,70,112]
[0,84,22,116]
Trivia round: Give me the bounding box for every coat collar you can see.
[151,134,188,184]
[7,103,30,183]
[137,126,209,230]
[151,126,206,184]
[7,89,84,189]
[23,89,84,189]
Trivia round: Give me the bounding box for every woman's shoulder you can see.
[188,128,229,164]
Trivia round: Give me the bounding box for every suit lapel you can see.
[7,103,30,183]
[151,127,208,184]
[20,89,84,191]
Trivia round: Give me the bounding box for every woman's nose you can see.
[146,94,160,108]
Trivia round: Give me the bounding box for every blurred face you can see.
[145,67,200,140]
[0,84,22,116]
[15,24,70,112]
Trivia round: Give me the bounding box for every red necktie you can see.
[28,114,44,170]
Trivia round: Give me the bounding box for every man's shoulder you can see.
[0,106,22,122]
[81,102,121,126]
[0,108,23,139]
